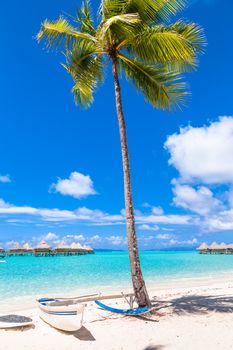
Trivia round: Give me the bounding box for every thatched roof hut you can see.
[35,241,51,249]
[34,241,52,255]
[209,242,220,250]
[0,246,5,253]
[219,242,228,250]
[70,242,83,253]
[55,241,71,254]
[56,241,70,250]
[9,243,24,252]
[197,242,233,254]
[197,243,209,251]
[83,245,94,253]
[22,243,33,252]
[9,243,25,255]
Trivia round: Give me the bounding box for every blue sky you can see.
[0,0,232,249]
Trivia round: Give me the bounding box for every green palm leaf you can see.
[37,17,96,49]
[97,13,141,43]
[124,22,205,69]
[154,0,187,22]
[63,41,104,107]
[75,0,96,35]
[101,0,186,23]
[37,1,205,108]
[167,21,206,54]
[118,53,187,110]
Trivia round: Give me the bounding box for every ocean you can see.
[1,250,233,310]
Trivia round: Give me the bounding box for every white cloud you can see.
[51,171,96,199]
[0,175,11,183]
[157,233,174,240]
[5,240,17,247]
[137,213,192,225]
[141,202,151,208]
[44,232,58,241]
[152,206,164,215]
[138,224,159,231]
[0,199,10,208]
[169,238,197,246]
[106,235,127,246]
[227,188,233,208]
[0,196,192,228]
[165,117,233,184]
[31,232,60,246]
[88,235,102,243]
[201,209,233,232]
[74,207,105,220]
[65,234,85,241]
[164,117,233,233]
[0,198,120,224]
[0,200,80,222]
[173,183,223,215]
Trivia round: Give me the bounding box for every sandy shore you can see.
[1,277,233,350]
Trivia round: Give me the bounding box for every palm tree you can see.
[37,0,205,307]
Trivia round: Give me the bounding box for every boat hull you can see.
[0,314,33,329]
[38,298,85,332]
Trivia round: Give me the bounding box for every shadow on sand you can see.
[1,324,35,332]
[153,294,233,315]
[71,326,96,341]
[143,346,165,350]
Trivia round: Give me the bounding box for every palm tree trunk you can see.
[112,57,151,308]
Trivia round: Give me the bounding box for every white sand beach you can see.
[1,277,233,350]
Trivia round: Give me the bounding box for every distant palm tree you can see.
[37,0,205,307]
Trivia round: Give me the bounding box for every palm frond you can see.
[118,53,187,110]
[127,29,194,64]
[123,22,205,70]
[101,0,186,23]
[75,0,96,35]
[97,13,140,43]
[63,41,104,107]
[37,1,205,112]
[167,21,206,54]
[37,17,96,49]
[154,0,187,22]
[100,0,128,20]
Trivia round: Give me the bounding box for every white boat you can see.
[0,314,33,329]
[37,292,135,332]
[37,297,86,332]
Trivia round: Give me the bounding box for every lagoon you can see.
[1,250,233,310]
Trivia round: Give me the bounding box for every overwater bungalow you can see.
[22,243,34,255]
[34,241,52,256]
[197,243,210,254]
[219,242,228,253]
[4,241,94,257]
[209,242,220,254]
[83,245,94,254]
[8,243,25,256]
[226,244,233,254]
[0,246,5,257]
[70,242,84,255]
[198,242,233,254]
[55,241,71,256]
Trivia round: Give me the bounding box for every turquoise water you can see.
[1,251,233,308]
